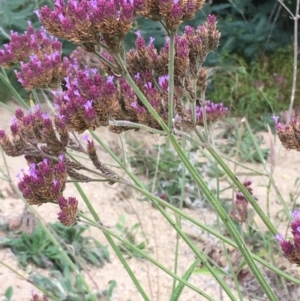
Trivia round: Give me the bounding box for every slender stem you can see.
[67,152,124,184]
[0,101,14,112]
[277,0,295,18]
[73,182,150,301]
[79,213,219,301]
[149,142,161,301]
[0,260,61,301]
[93,65,279,298]
[0,27,10,39]
[163,134,278,301]
[278,0,300,122]
[94,51,120,74]
[171,259,200,301]
[0,67,10,84]
[171,138,186,296]
[206,144,277,235]
[168,32,175,129]
[200,91,209,135]
[91,132,237,300]
[243,119,290,220]
[232,120,245,203]
[0,73,29,109]
[32,89,40,106]
[127,181,300,285]
[190,75,197,126]
[109,119,166,135]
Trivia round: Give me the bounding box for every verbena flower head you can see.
[194,100,228,125]
[0,106,69,157]
[277,209,300,265]
[0,24,67,90]
[17,157,67,206]
[273,115,300,151]
[0,2,225,228]
[230,180,253,223]
[58,196,78,226]
[136,0,205,31]
[38,0,136,52]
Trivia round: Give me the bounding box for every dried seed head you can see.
[58,196,78,226]
[184,15,220,75]
[273,116,300,151]
[136,0,204,31]
[0,107,68,158]
[197,67,207,92]
[230,180,253,223]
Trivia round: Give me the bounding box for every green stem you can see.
[32,89,40,106]
[157,135,278,300]
[0,101,14,112]
[94,51,120,74]
[0,260,61,301]
[109,119,166,135]
[127,182,300,285]
[79,213,218,301]
[33,210,98,301]
[73,182,150,301]
[0,73,29,109]
[86,133,299,285]
[243,118,290,219]
[94,61,277,299]
[168,32,175,129]
[205,140,277,235]
[91,134,237,300]
[171,137,186,296]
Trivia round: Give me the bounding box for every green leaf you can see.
[106,280,117,301]
[194,267,228,276]
[5,286,13,299]
[171,260,199,301]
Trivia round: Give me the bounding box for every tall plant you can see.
[0,0,298,300]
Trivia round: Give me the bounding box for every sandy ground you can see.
[0,102,300,301]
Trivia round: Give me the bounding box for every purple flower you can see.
[291,210,300,219]
[275,233,283,242]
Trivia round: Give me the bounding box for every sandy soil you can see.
[0,102,300,301]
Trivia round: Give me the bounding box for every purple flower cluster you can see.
[0,23,67,90]
[194,101,228,125]
[184,16,220,75]
[15,52,69,90]
[17,155,67,206]
[137,0,205,31]
[230,180,253,223]
[0,22,59,67]
[0,106,69,158]
[58,196,78,226]
[54,66,121,132]
[0,1,225,227]
[276,210,300,265]
[38,0,136,51]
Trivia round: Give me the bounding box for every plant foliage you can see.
[0,222,110,270]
